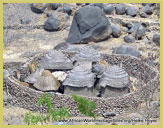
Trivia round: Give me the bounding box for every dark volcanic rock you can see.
[143,5,153,15]
[153,34,160,46]
[128,23,146,40]
[44,14,61,31]
[44,12,67,31]
[66,6,112,44]
[51,3,62,10]
[31,3,47,14]
[128,23,141,34]
[124,35,135,43]
[139,11,148,18]
[63,4,72,15]
[111,24,121,38]
[115,4,126,15]
[126,6,137,17]
[135,25,146,40]
[103,4,114,15]
[112,45,141,57]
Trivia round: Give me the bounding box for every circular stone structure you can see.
[3,54,160,116]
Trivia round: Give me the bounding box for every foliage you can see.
[72,94,97,118]
[24,93,70,125]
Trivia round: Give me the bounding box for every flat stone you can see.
[112,45,141,57]
[124,35,135,43]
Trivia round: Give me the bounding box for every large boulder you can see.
[66,6,112,44]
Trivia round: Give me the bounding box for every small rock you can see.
[143,5,153,15]
[153,34,160,46]
[124,35,135,43]
[121,27,128,33]
[30,3,47,14]
[103,4,114,15]
[44,14,61,31]
[135,25,146,40]
[20,19,31,25]
[116,4,126,15]
[50,3,62,10]
[128,23,141,34]
[139,11,148,18]
[63,4,72,15]
[126,6,137,17]
[53,42,69,50]
[112,45,141,57]
[103,112,116,118]
[111,24,121,38]
[44,12,67,31]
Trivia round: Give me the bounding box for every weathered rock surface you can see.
[44,12,67,31]
[111,24,121,38]
[99,65,129,88]
[63,4,72,15]
[39,50,73,70]
[66,6,112,44]
[112,45,141,57]
[31,3,48,14]
[126,6,137,17]
[124,35,135,43]
[72,45,101,62]
[153,34,160,46]
[103,4,114,15]
[115,4,126,15]
[33,70,60,91]
[63,61,95,88]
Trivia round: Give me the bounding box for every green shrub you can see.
[72,94,97,118]
[24,93,70,125]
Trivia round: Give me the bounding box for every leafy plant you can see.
[72,94,97,118]
[24,93,70,125]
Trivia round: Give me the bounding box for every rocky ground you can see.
[3,3,160,125]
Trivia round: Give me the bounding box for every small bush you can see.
[24,93,70,125]
[72,94,97,118]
